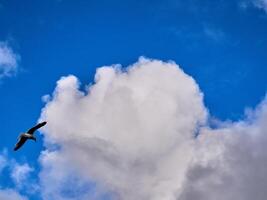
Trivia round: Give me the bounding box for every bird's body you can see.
[14,121,47,151]
[19,133,36,140]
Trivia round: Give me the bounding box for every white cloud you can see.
[0,151,30,200]
[38,57,267,200]
[39,150,105,200]
[39,57,207,200]
[11,163,33,188]
[0,42,19,78]
[0,189,28,200]
[179,98,267,200]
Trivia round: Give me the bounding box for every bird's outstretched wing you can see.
[14,137,27,151]
[27,121,47,135]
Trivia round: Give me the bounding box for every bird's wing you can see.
[14,137,27,151]
[27,121,47,135]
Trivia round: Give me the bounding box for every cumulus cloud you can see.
[39,57,207,200]
[39,150,105,200]
[179,98,267,200]
[0,42,19,78]
[39,57,267,200]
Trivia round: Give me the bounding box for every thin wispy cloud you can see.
[169,24,227,48]
[203,26,225,42]
[11,163,34,189]
[0,189,28,200]
[253,0,267,12]
[239,0,267,13]
[0,151,29,200]
[0,42,20,79]
[0,153,7,173]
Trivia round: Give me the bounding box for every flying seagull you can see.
[14,121,47,151]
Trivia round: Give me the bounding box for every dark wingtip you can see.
[38,121,47,127]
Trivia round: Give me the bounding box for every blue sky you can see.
[1,0,267,199]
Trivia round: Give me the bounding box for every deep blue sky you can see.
[0,0,267,199]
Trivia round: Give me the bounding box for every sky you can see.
[1,0,267,199]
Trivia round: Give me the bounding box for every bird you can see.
[14,121,47,151]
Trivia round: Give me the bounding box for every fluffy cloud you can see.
[39,57,207,200]
[39,57,267,200]
[179,98,267,200]
[0,42,19,78]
